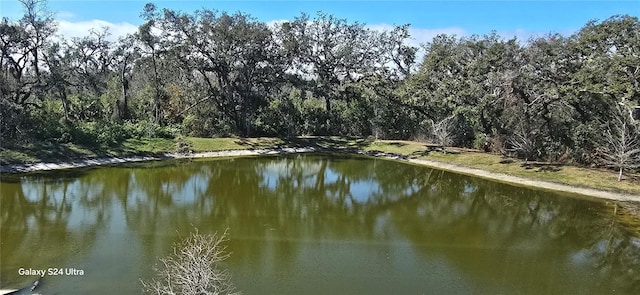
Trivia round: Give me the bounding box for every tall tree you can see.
[43,40,73,122]
[110,35,140,122]
[57,29,113,121]
[278,12,378,131]
[402,34,463,122]
[575,15,639,106]
[565,15,640,162]
[0,0,56,141]
[139,3,165,124]
[506,34,577,159]
[0,0,55,106]
[156,6,282,135]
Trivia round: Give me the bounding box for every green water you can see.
[1,153,639,294]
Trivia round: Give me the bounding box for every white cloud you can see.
[266,19,289,29]
[366,23,467,48]
[55,11,75,20]
[56,19,138,41]
[366,23,466,64]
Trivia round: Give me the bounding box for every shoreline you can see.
[0,147,322,174]
[1,147,638,203]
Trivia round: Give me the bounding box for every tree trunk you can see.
[119,55,130,120]
[325,96,331,134]
[121,78,129,120]
[324,96,331,113]
[233,106,242,135]
[241,105,249,137]
[113,77,129,122]
[151,48,161,124]
[59,88,70,123]
[111,100,121,122]
[618,167,623,181]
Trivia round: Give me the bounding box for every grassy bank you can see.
[0,138,175,165]
[364,140,640,195]
[1,136,638,195]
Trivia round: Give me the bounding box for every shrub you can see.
[431,116,456,148]
[124,120,177,139]
[298,98,328,135]
[473,133,489,151]
[67,121,129,146]
[487,134,505,154]
[175,136,192,154]
[182,114,202,137]
[182,114,234,138]
[141,229,237,295]
[253,99,291,137]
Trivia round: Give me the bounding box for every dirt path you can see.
[1,147,637,202]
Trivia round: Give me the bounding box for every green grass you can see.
[185,136,375,152]
[0,138,175,165]
[121,138,176,154]
[362,139,640,195]
[429,152,639,194]
[364,140,428,155]
[2,136,638,195]
[0,148,38,165]
[0,142,97,165]
[185,137,286,152]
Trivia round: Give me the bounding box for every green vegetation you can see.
[186,137,286,152]
[1,1,639,191]
[0,138,174,165]
[123,138,176,154]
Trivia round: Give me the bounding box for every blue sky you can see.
[1,0,638,44]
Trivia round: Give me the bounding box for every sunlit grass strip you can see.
[364,140,640,195]
[122,138,176,154]
[185,137,285,152]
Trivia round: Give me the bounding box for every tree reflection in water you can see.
[2,169,112,288]
[1,154,639,294]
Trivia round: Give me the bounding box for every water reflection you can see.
[1,154,639,294]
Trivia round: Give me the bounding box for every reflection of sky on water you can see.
[162,168,211,206]
[262,175,277,190]
[4,155,640,294]
[261,159,424,207]
[570,249,591,265]
[21,179,103,231]
[256,159,427,209]
[260,161,327,190]
[633,238,640,248]
[463,183,476,194]
[349,180,380,204]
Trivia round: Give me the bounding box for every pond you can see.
[1,153,640,294]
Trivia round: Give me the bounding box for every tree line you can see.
[1,0,639,171]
